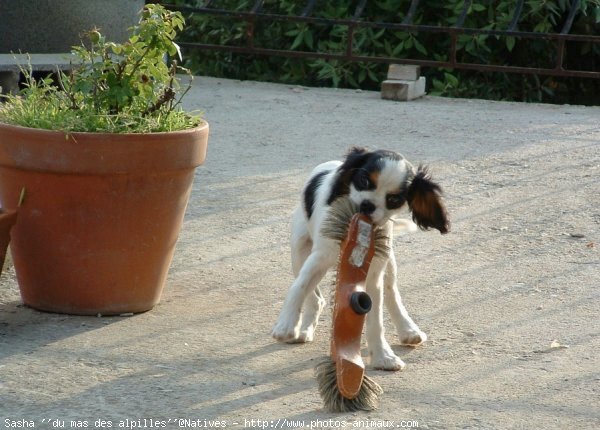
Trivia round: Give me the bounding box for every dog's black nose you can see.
[359,200,376,215]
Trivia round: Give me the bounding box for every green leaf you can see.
[384,39,392,55]
[347,74,358,88]
[393,41,405,56]
[444,72,459,87]
[506,36,516,52]
[290,32,303,50]
[358,68,367,83]
[432,79,445,91]
[367,68,378,82]
[414,38,427,55]
[303,30,314,49]
[374,28,386,39]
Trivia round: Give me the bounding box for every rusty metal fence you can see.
[165,0,600,80]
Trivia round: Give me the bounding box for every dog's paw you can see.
[369,349,406,371]
[286,327,315,344]
[398,328,427,346]
[271,315,302,343]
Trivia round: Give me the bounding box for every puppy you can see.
[272,147,449,370]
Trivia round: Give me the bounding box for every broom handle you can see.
[331,214,375,399]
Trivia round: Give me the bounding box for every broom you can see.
[315,198,389,412]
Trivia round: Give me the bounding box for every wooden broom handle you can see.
[331,213,375,399]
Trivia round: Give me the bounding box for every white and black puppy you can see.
[272,147,449,370]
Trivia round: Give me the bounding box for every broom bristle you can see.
[315,358,383,413]
[320,198,390,258]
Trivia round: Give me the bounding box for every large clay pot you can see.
[0,122,209,315]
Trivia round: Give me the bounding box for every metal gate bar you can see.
[165,1,600,79]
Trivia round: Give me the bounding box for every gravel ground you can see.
[1,76,599,430]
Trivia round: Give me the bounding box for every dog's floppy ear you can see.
[407,166,449,234]
[341,146,370,170]
[328,147,370,204]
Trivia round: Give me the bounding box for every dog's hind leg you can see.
[272,249,335,343]
[384,255,427,346]
[291,206,312,277]
[287,208,326,343]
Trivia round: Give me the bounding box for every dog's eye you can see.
[386,194,405,209]
[355,174,372,191]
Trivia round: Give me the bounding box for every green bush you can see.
[166,0,600,105]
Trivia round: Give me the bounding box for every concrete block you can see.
[387,64,421,81]
[381,77,426,101]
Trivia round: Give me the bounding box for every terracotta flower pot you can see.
[0,122,209,315]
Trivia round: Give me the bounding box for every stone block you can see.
[387,64,421,81]
[381,77,426,101]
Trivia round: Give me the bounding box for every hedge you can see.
[165,0,600,105]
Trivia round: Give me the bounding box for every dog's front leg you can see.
[290,287,326,343]
[384,256,427,346]
[366,256,406,371]
[272,250,335,343]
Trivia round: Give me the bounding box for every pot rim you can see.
[0,120,209,175]
[0,120,208,137]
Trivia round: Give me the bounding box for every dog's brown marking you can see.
[369,171,380,188]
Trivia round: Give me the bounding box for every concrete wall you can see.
[0,0,144,53]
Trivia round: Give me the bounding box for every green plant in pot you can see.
[0,4,209,315]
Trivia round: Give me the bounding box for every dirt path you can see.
[1,77,599,429]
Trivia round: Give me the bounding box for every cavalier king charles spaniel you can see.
[272,147,449,370]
